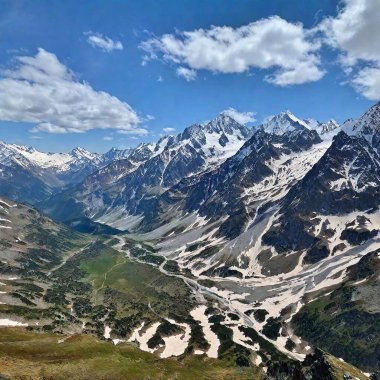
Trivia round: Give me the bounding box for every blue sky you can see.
[0,0,378,152]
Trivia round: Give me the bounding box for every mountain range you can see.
[1,103,380,376]
[0,141,132,204]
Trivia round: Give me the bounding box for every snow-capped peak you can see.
[0,141,102,172]
[209,113,238,129]
[71,147,99,161]
[342,101,380,138]
[303,118,320,130]
[102,147,133,162]
[321,119,340,133]
[303,118,340,139]
[0,141,72,169]
[206,113,250,137]
[180,113,251,142]
[260,111,308,135]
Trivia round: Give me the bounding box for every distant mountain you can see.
[258,111,340,139]
[0,161,51,204]
[0,141,100,173]
[259,111,309,135]
[0,141,132,204]
[304,118,340,139]
[41,113,252,228]
[101,147,133,162]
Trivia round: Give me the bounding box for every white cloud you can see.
[176,66,197,81]
[222,108,256,124]
[0,48,146,134]
[157,75,163,82]
[320,0,380,99]
[352,65,380,100]
[321,0,380,65]
[163,127,175,133]
[87,33,123,52]
[103,135,114,141]
[140,16,324,86]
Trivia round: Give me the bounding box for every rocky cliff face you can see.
[262,131,380,261]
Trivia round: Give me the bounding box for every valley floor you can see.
[0,199,375,379]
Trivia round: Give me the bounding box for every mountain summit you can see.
[342,101,380,150]
[260,111,308,135]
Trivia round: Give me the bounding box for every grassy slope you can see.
[0,328,262,380]
[327,354,369,380]
[292,251,380,372]
[293,289,380,372]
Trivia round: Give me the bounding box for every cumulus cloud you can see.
[320,0,380,99]
[176,66,197,81]
[0,48,146,134]
[222,108,256,124]
[87,33,123,52]
[140,16,324,86]
[352,65,380,100]
[163,127,175,133]
[321,0,380,65]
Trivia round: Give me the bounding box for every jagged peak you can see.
[209,112,246,128]
[102,147,133,162]
[325,119,339,128]
[261,110,308,135]
[214,111,240,124]
[0,141,36,153]
[70,146,98,161]
[206,113,250,138]
[71,146,90,154]
[342,101,380,138]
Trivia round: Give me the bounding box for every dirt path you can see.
[93,257,127,303]
[47,241,95,276]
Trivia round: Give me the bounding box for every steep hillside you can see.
[292,250,380,372]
